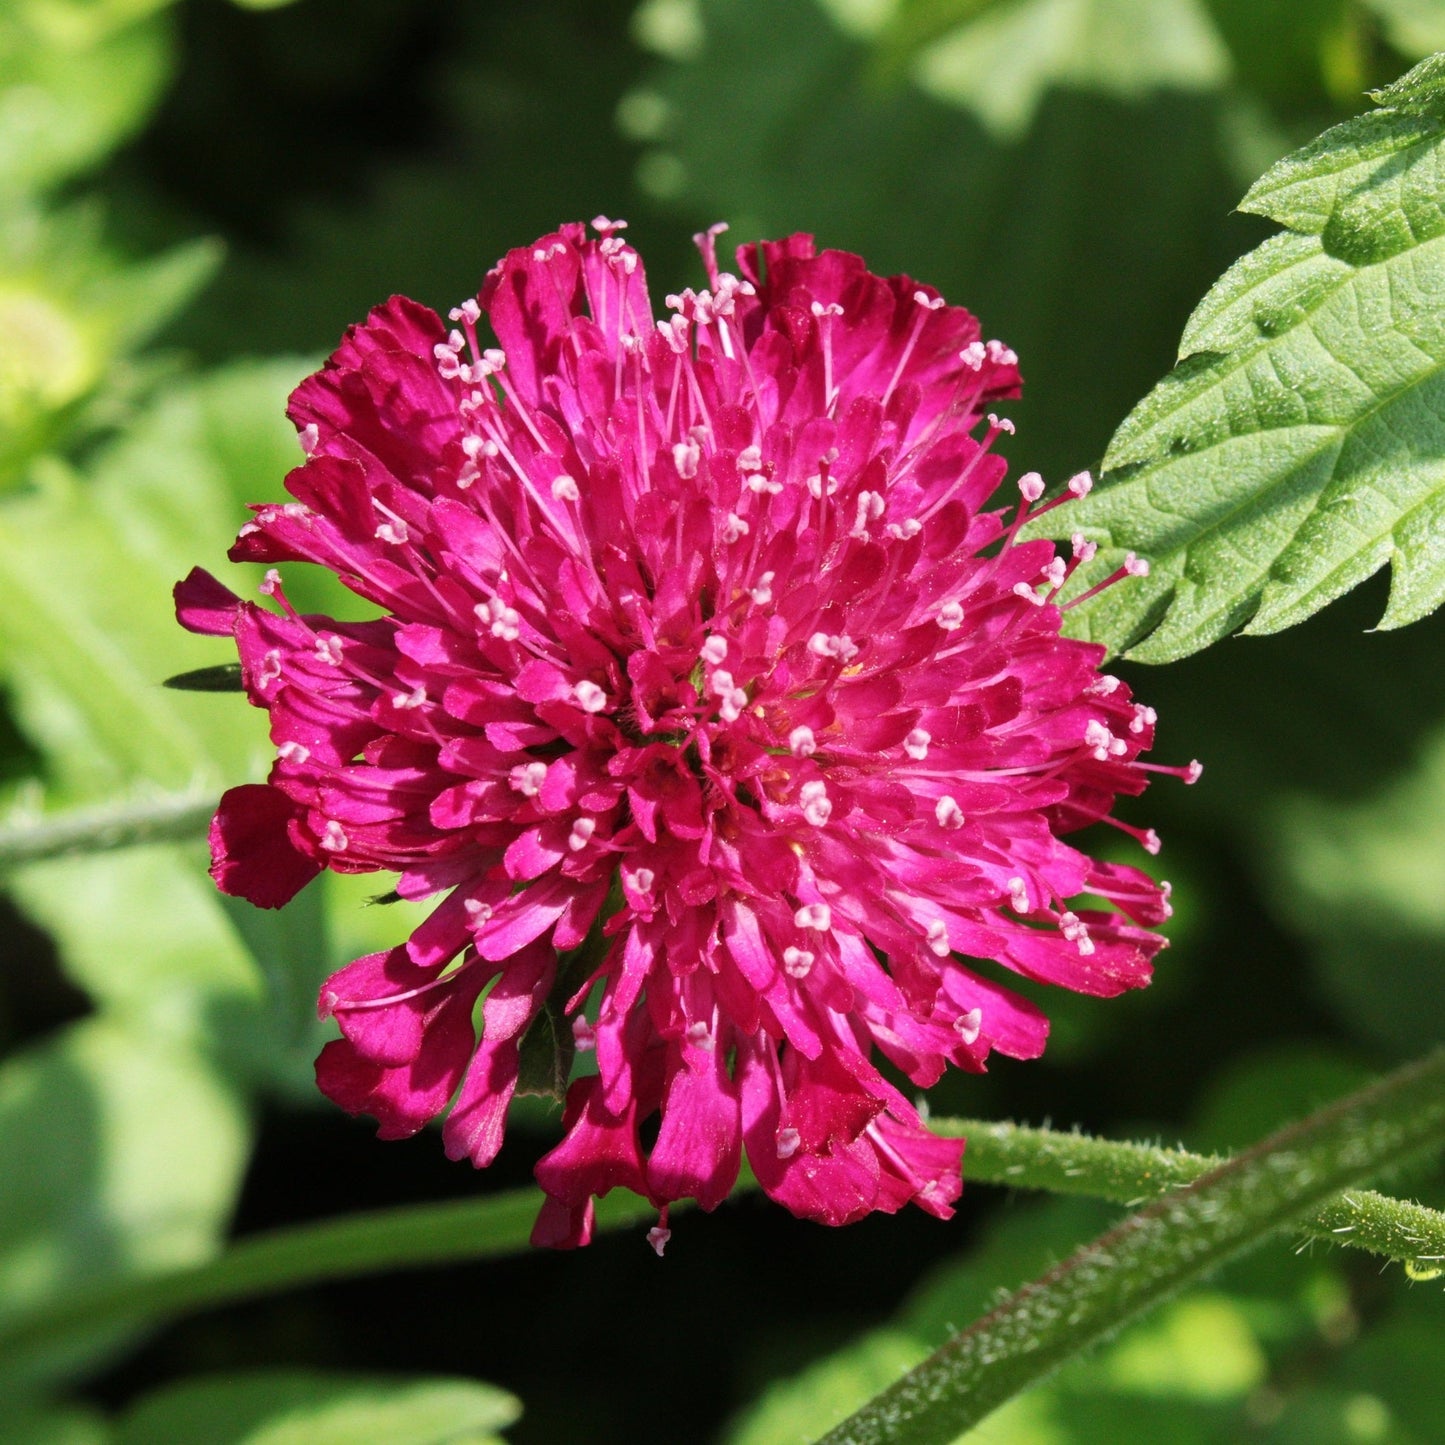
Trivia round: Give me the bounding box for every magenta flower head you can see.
[176,221,1195,1251]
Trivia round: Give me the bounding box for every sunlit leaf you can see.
[0,1018,248,1389]
[0,359,302,801]
[904,0,1229,140]
[1055,53,1445,660]
[114,1371,521,1445]
[0,10,173,194]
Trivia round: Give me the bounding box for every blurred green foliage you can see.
[0,1,1441,1442]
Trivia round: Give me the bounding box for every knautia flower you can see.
[176,221,1196,1251]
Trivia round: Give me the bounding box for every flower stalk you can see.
[816,1047,1445,1445]
[3,1061,1439,1387]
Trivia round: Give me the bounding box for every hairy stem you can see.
[816,1048,1445,1445]
[0,793,214,870]
[2,1068,1440,1385]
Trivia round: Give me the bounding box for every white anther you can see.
[986,340,1018,366]
[532,241,567,262]
[448,299,481,324]
[1042,558,1067,589]
[736,445,763,473]
[1084,720,1115,760]
[1185,759,1203,784]
[747,470,782,495]
[936,601,965,631]
[281,503,311,522]
[789,726,817,758]
[509,762,547,796]
[486,603,521,642]
[719,687,748,723]
[434,343,462,379]
[1123,552,1150,577]
[315,634,344,666]
[591,214,628,234]
[806,473,838,499]
[886,518,923,540]
[709,669,736,698]
[277,740,310,764]
[913,289,945,310]
[320,820,349,852]
[393,685,427,710]
[686,1020,715,1051]
[1013,581,1046,606]
[573,680,607,713]
[568,817,596,851]
[926,919,950,957]
[954,1008,983,1045]
[1088,674,1120,697]
[571,1016,596,1052]
[935,795,965,829]
[749,572,775,605]
[776,1127,802,1159]
[722,512,749,544]
[1060,912,1096,956]
[1018,472,1044,503]
[800,780,832,826]
[658,315,690,353]
[782,946,814,978]
[795,902,832,932]
[904,728,931,761]
[1067,470,1093,497]
[1008,877,1030,912]
[807,632,857,661]
[464,898,494,923]
[298,423,320,456]
[701,636,728,666]
[672,438,701,479]
[1071,533,1098,564]
[811,299,845,317]
[1142,829,1162,855]
[375,521,409,545]
[959,341,986,370]
[259,568,283,597]
[987,413,1016,435]
[551,474,581,503]
[631,867,655,894]
[647,1225,671,1257]
[1129,704,1158,735]
[852,490,884,536]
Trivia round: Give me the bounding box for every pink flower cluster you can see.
[177,221,1192,1250]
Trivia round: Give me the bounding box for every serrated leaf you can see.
[1055,52,1445,660]
[114,1371,521,1445]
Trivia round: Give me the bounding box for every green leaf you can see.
[115,1371,520,1445]
[0,1017,248,1390]
[0,205,220,489]
[1268,724,1445,1054]
[901,0,1230,140]
[0,359,303,801]
[1366,0,1445,61]
[0,10,173,195]
[0,1402,109,1445]
[1052,52,1445,660]
[812,1049,1445,1444]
